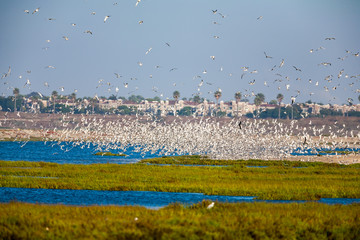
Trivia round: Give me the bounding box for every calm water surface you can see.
[1,187,359,208]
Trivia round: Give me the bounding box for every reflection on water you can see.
[1,187,359,208]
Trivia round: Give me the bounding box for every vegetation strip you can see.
[1,158,359,200]
[0,201,359,239]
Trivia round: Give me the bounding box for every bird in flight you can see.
[264,52,272,59]
[104,16,110,23]
[325,37,335,40]
[293,66,301,71]
[32,8,40,14]
[257,16,263,20]
[135,0,141,7]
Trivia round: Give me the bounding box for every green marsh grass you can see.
[0,201,359,239]
[1,159,359,200]
[93,152,127,156]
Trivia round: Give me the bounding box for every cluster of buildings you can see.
[18,97,360,117]
[89,98,359,117]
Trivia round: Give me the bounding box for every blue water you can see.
[291,147,360,156]
[0,141,358,165]
[1,187,359,208]
[0,141,167,164]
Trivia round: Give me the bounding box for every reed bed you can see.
[1,159,359,200]
[0,201,359,239]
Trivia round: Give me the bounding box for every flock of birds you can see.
[0,2,359,163]
[9,114,352,162]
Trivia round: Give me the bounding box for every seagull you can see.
[114,73,122,78]
[212,10,217,14]
[124,83,128,88]
[138,62,143,67]
[84,30,93,35]
[293,66,301,71]
[24,10,29,14]
[145,47,152,55]
[279,59,285,68]
[169,68,178,72]
[44,82,49,88]
[45,65,56,69]
[91,12,96,15]
[48,18,56,21]
[207,202,215,209]
[257,16,263,20]
[32,7,40,14]
[291,97,296,105]
[210,56,215,60]
[104,16,110,23]
[63,36,69,41]
[139,20,143,24]
[71,23,76,26]
[325,37,335,40]
[24,79,31,88]
[165,42,171,47]
[319,62,331,66]
[135,0,141,7]
[264,52,272,59]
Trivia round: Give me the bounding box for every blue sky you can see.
[0,0,359,104]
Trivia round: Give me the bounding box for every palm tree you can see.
[51,91,58,113]
[234,92,242,116]
[193,95,201,103]
[276,93,284,119]
[254,93,265,106]
[173,91,180,102]
[13,88,19,112]
[214,90,222,104]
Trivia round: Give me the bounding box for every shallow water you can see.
[0,141,166,164]
[1,187,359,208]
[1,141,358,165]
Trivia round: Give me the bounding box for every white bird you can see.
[210,56,215,60]
[24,10,29,14]
[32,8,40,14]
[207,202,215,209]
[63,36,69,41]
[145,47,152,55]
[135,0,141,7]
[104,16,110,23]
[279,59,285,68]
[24,79,31,88]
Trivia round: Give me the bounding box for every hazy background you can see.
[0,0,359,104]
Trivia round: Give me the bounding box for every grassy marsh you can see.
[1,159,359,200]
[0,201,359,239]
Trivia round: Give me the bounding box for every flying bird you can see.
[32,8,40,14]
[293,66,301,71]
[104,16,110,23]
[264,52,272,59]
